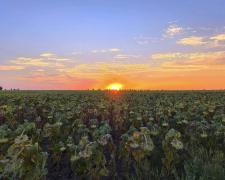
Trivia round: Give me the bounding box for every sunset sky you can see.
[1,0,225,90]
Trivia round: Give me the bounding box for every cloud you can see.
[167,20,178,24]
[134,36,157,44]
[0,66,24,70]
[57,62,150,78]
[152,51,225,60]
[152,53,183,59]
[138,41,148,45]
[163,25,183,38]
[9,57,66,67]
[210,33,225,41]
[91,48,122,53]
[10,57,50,67]
[71,52,82,55]
[113,54,140,59]
[198,27,211,30]
[15,73,67,83]
[109,48,121,52]
[152,51,225,72]
[48,57,73,62]
[186,27,211,31]
[40,52,55,57]
[176,36,209,45]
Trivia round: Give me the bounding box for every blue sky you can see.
[1,0,225,90]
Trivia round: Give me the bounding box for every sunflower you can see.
[130,142,139,149]
[201,132,208,138]
[71,154,80,161]
[0,138,9,143]
[171,138,183,149]
[15,135,29,144]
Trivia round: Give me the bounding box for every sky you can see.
[0,0,225,90]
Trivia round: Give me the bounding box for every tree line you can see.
[0,86,19,90]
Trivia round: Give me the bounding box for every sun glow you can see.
[107,83,123,90]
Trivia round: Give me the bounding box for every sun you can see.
[111,85,119,90]
[107,83,123,90]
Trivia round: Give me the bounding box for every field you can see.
[1,90,225,180]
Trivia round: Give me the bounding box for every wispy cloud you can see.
[152,53,183,59]
[134,36,157,44]
[91,48,122,53]
[71,52,82,55]
[48,57,74,62]
[40,52,55,57]
[152,51,225,72]
[9,57,66,67]
[167,20,178,24]
[176,36,208,45]
[186,27,211,31]
[210,33,225,41]
[10,57,50,67]
[0,66,24,70]
[113,54,140,59]
[138,41,148,45]
[152,51,225,60]
[57,62,150,78]
[109,48,122,52]
[163,25,183,38]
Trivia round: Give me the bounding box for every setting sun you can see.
[107,83,123,90]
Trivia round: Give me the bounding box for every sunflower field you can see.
[1,90,225,180]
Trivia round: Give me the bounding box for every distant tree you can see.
[0,86,2,90]
[11,88,12,90]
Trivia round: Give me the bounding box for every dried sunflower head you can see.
[15,135,29,144]
[149,117,154,121]
[0,138,9,143]
[79,136,89,147]
[222,117,225,122]
[103,134,111,139]
[130,142,139,149]
[79,149,92,158]
[182,120,188,124]
[201,132,208,138]
[137,116,142,121]
[162,121,169,126]
[91,125,97,128]
[71,154,80,161]
[97,137,107,146]
[141,139,154,152]
[78,124,83,128]
[60,147,66,151]
[151,130,159,136]
[56,122,62,126]
[171,138,183,149]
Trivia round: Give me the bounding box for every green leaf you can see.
[0,162,5,172]
[166,150,173,161]
[93,150,102,165]
[99,166,109,176]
